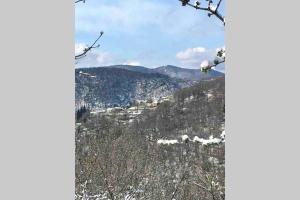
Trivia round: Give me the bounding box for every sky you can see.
[75,0,225,71]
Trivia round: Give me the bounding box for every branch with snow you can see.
[179,0,225,25]
[178,1,225,72]
[200,47,225,72]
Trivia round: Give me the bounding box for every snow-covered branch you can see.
[179,0,225,26]
[201,47,225,72]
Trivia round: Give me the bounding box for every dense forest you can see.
[75,77,225,200]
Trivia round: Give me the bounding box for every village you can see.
[89,95,174,124]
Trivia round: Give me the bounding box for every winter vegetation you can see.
[75,1,225,199]
[75,77,225,200]
[75,66,223,110]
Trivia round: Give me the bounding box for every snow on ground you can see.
[207,93,213,98]
[79,71,97,78]
[157,139,179,145]
[181,135,190,142]
[221,130,225,140]
[193,135,222,145]
[157,132,225,146]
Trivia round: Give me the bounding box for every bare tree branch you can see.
[75,0,104,61]
[75,0,86,4]
[75,32,104,60]
[179,0,225,26]
[170,173,187,200]
[216,0,223,10]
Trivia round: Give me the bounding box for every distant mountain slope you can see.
[107,65,224,81]
[107,65,153,74]
[75,67,191,110]
[153,65,224,81]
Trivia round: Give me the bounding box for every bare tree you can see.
[75,0,104,60]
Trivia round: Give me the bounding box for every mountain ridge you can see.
[83,64,224,81]
[75,65,224,110]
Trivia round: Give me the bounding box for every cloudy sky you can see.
[75,0,225,71]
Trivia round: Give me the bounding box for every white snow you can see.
[157,139,179,145]
[181,135,190,142]
[157,133,224,146]
[209,5,217,12]
[208,156,219,165]
[79,71,96,78]
[221,130,225,139]
[192,135,222,145]
[201,60,209,68]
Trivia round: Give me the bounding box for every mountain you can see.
[107,65,224,81]
[76,65,224,110]
[107,65,153,74]
[153,65,224,81]
[75,67,191,110]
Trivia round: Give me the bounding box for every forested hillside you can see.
[75,67,191,109]
[75,66,224,110]
[75,77,225,200]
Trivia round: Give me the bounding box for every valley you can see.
[75,67,225,200]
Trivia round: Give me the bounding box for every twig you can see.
[75,0,86,4]
[179,0,225,26]
[170,173,187,200]
[216,0,223,10]
[75,32,104,60]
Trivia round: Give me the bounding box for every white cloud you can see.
[96,52,114,65]
[75,51,141,68]
[176,47,206,60]
[123,60,141,66]
[75,51,114,68]
[176,47,214,68]
[75,0,221,36]
[76,0,166,34]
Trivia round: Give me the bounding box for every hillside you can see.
[75,77,225,200]
[107,64,224,81]
[76,65,224,110]
[75,67,191,110]
[153,65,224,81]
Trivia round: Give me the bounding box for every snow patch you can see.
[181,135,190,142]
[157,139,179,145]
[209,5,217,12]
[157,133,224,146]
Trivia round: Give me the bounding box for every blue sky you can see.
[75,0,225,71]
